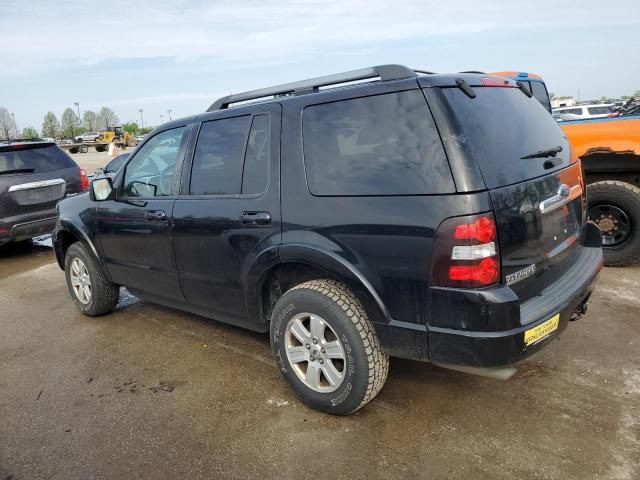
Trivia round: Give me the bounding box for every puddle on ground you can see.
[0,235,55,278]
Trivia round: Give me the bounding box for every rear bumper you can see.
[0,209,57,245]
[374,245,603,367]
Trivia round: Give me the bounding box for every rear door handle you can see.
[241,211,271,225]
[144,210,167,221]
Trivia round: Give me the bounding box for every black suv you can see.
[53,65,603,414]
[1,141,88,247]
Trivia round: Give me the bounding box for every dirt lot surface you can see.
[0,240,638,479]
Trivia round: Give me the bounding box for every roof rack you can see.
[206,64,418,111]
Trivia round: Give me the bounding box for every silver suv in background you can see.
[0,141,88,246]
[553,104,616,121]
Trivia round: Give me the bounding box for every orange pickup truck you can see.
[493,72,640,266]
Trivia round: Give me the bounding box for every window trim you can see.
[118,125,191,201]
[180,111,274,200]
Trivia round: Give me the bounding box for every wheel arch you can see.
[581,152,640,188]
[246,244,392,331]
[54,221,110,280]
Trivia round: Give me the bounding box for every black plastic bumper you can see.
[374,245,603,367]
[0,213,56,245]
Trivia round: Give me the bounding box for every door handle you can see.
[241,211,271,225]
[144,210,167,221]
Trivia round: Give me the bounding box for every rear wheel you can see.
[64,242,119,316]
[270,279,389,415]
[95,144,107,152]
[79,145,89,153]
[588,180,640,266]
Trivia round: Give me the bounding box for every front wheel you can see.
[588,181,640,267]
[64,242,119,316]
[270,279,389,415]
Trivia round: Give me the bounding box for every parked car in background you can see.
[135,134,145,144]
[75,132,100,143]
[54,65,602,415]
[1,141,88,247]
[553,104,616,120]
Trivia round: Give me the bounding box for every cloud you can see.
[2,0,637,76]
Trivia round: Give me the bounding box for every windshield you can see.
[441,86,571,189]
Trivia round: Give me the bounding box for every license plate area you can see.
[11,184,66,205]
[542,204,579,252]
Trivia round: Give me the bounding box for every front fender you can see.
[54,219,111,281]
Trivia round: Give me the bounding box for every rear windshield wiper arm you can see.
[521,146,562,159]
[0,168,36,175]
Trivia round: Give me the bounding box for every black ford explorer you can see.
[53,65,603,415]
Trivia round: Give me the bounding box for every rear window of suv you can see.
[302,90,454,196]
[0,144,76,174]
[441,87,571,189]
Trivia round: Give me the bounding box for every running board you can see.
[434,363,517,381]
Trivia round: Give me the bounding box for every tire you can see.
[588,180,640,267]
[95,145,107,152]
[64,242,119,316]
[69,147,79,154]
[270,279,389,415]
[79,145,89,153]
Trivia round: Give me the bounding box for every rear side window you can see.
[190,116,251,195]
[242,115,270,195]
[0,145,75,174]
[442,87,571,189]
[530,81,551,112]
[587,106,612,115]
[303,91,454,196]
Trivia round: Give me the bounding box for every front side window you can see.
[303,91,453,196]
[123,127,186,197]
[556,108,582,115]
[190,116,251,196]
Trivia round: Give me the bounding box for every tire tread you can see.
[289,279,389,413]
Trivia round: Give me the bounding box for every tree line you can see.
[1,105,154,142]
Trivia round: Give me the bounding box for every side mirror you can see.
[90,177,114,202]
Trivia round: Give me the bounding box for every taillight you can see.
[79,168,89,190]
[432,213,501,288]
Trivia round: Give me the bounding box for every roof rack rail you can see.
[206,64,418,111]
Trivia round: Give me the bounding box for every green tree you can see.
[22,126,39,139]
[83,110,98,131]
[0,107,18,141]
[42,111,60,138]
[96,107,119,131]
[122,122,139,135]
[61,108,81,139]
[139,126,153,135]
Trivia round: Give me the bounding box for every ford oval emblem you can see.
[558,184,570,197]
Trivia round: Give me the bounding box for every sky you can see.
[1,0,639,131]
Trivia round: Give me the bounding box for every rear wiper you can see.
[521,146,562,159]
[0,168,35,175]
